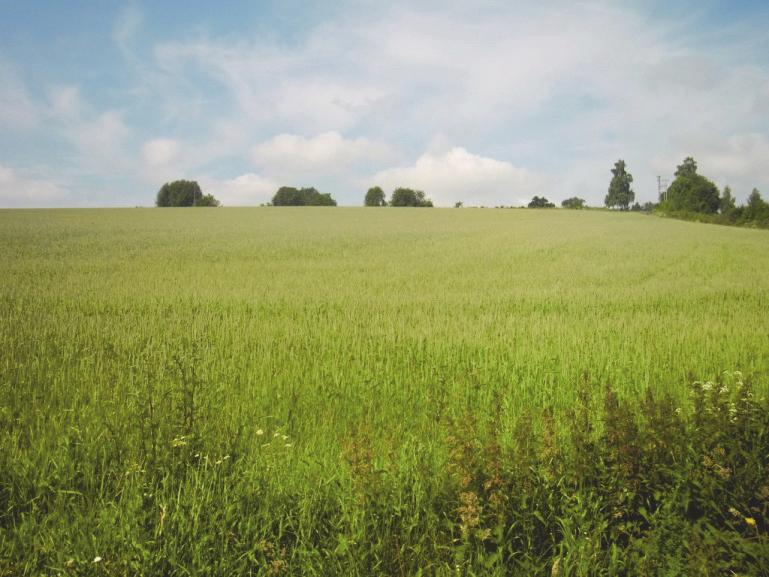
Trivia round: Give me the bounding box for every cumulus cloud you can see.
[200,173,277,206]
[370,145,546,206]
[251,131,393,178]
[141,138,182,167]
[0,165,68,207]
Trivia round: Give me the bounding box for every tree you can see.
[662,158,720,214]
[156,180,219,207]
[605,160,635,210]
[454,201,464,208]
[744,188,769,222]
[720,185,736,217]
[390,188,433,207]
[272,186,337,206]
[528,196,555,208]
[561,197,586,209]
[364,186,387,206]
[675,157,698,178]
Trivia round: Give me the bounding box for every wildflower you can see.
[171,436,187,448]
[729,506,741,518]
[745,517,757,527]
[719,385,729,395]
[93,556,102,563]
[674,407,682,415]
[256,429,264,436]
[285,443,292,448]
[701,382,713,392]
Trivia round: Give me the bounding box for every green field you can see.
[2,208,768,575]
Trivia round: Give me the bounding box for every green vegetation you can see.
[528,196,555,208]
[363,186,387,207]
[655,157,769,229]
[271,186,337,206]
[561,197,586,209]
[661,157,720,214]
[605,160,634,210]
[1,208,768,575]
[389,187,433,207]
[156,180,220,207]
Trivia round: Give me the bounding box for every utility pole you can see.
[657,176,669,202]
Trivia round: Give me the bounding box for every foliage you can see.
[605,159,635,210]
[661,157,720,214]
[389,187,433,207]
[561,196,586,209]
[528,195,555,208]
[720,185,736,217]
[272,186,337,206]
[675,156,698,177]
[156,180,219,207]
[2,208,769,574]
[364,186,387,207]
[454,201,464,208]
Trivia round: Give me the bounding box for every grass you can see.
[1,207,768,575]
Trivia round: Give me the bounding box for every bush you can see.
[561,197,586,209]
[156,180,219,207]
[272,186,337,206]
[390,188,433,207]
[528,196,555,208]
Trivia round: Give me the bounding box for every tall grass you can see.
[1,208,768,574]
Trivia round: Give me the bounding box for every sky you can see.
[1,0,768,208]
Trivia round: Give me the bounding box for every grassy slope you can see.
[1,207,768,574]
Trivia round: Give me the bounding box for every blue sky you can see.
[1,0,769,207]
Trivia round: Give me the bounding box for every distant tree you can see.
[630,202,642,211]
[662,158,720,214]
[744,188,769,222]
[675,157,698,178]
[390,188,433,207]
[528,196,555,208]
[641,201,657,212]
[156,180,218,207]
[720,185,736,217]
[272,186,337,206]
[364,186,387,206]
[454,201,464,208]
[605,160,635,210]
[561,197,586,209]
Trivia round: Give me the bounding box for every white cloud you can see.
[0,164,68,207]
[48,85,82,119]
[251,131,393,177]
[200,173,277,206]
[370,145,546,206]
[67,110,130,165]
[141,138,182,167]
[114,4,142,58]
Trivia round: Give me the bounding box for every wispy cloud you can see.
[1,1,768,206]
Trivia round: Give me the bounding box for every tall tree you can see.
[364,186,387,206]
[675,157,698,178]
[744,188,769,222]
[663,157,720,214]
[720,185,736,217]
[605,160,635,210]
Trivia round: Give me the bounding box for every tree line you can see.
[603,157,768,227]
